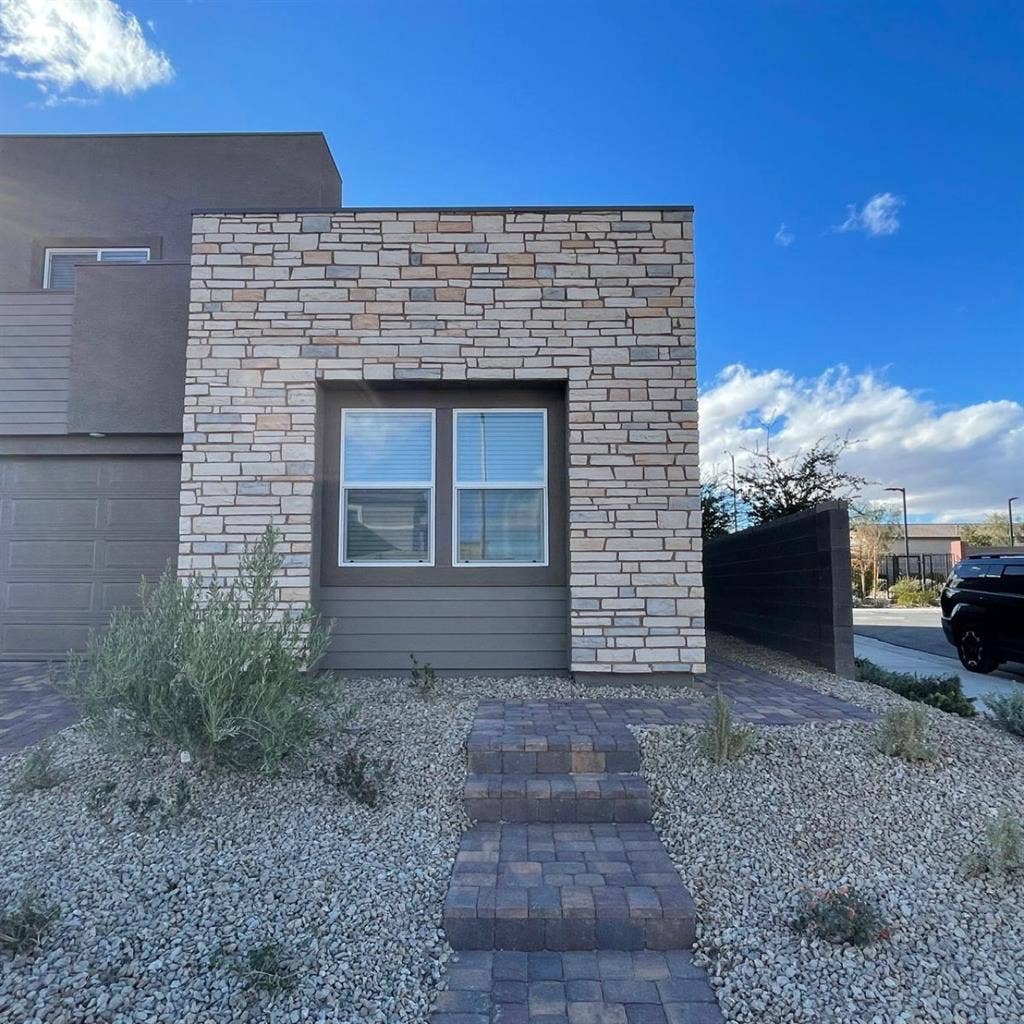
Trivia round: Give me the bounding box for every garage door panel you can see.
[7,581,94,612]
[7,497,99,529]
[8,539,97,570]
[0,455,180,659]
[104,497,180,529]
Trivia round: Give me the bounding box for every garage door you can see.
[0,455,181,659]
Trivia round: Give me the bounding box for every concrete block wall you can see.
[180,207,703,674]
[703,501,855,677]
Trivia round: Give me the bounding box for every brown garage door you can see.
[0,455,181,659]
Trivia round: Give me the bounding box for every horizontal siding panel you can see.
[0,290,72,435]
[317,583,568,674]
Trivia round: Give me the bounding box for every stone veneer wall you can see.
[181,207,703,674]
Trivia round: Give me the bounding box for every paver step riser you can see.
[465,796,652,824]
[467,749,641,775]
[443,915,695,952]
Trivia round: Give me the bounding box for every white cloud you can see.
[836,192,904,237]
[699,364,1024,521]
[0,0,173,103]
[773,223,794,247]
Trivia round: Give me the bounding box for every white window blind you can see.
[43,248,150,290]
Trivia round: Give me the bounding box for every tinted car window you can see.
[1003,564,1024,595]
[951,562,1003,591]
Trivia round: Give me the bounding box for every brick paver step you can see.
[467,733,642,775]
[464,773,652,824]
[430,950,725,1024]
[443,823,696,952]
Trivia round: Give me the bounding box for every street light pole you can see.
[1010,496,1020,548]
[729,451,739,531]
[885,486,912,580]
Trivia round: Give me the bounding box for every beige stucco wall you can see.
[181,207,703,674]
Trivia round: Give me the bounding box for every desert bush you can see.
[12,740,67,793]
[699,690,755,765]
[876,706,935,761]
[890,576,941,608]
[792,887,889,946]
[983,691,1024,738]
[0,896,58,956]
[409,653,436,697]
[855,658,976,717]
[62,527,334,772]
[331,747,390,808]
[240,940,295,993]
[963,809,1024,880]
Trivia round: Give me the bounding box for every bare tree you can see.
[850,505,899,597]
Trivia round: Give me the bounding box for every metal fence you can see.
[879,554,953,589]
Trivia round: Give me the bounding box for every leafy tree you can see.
[850,504,898,597]
[701,481,734,538]
[736,437,867,525]
[962,512,1012,548]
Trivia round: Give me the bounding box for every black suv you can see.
[941,555,1024,673]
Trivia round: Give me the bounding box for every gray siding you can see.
[316,585,569,673]
[0,455,181,659]
[0,291,72,435]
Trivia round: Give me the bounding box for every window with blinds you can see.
[43,247,150,290]
[454,410,548,565]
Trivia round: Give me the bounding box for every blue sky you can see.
[1,0,1021,518]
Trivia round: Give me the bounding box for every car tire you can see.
[956,627,999,674]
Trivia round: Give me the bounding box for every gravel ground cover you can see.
[641,636,1024,1024]
[0,673,701,1024]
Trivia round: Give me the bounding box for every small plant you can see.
[86,779,117,815]
[963,809,1024,880]
[331,747,389,808]
[855,658,976,718]
[793,886,889,947]
[983,691,1024,738]
[12,740,67,793]
[240,940,295,994]
[0,896,58,956]
[876,706,935,762]
[889,576,941,608]
[61,527,335,772]
[409,653,436,697]
[699,689,755,765]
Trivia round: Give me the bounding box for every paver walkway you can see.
[0,662,77,756]
[434,663,873,1023]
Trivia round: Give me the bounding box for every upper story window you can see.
[454,410,548,566]
[340,409,435,566]
[43,247,150,290]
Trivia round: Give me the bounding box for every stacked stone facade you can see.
[181,207,703,674]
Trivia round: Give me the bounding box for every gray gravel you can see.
[641,637,1024,1024]
[0,672,701,1024]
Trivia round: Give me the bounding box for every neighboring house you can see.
[0,133,702,678]
[882,523,965,557]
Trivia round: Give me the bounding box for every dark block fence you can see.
[704,501,855,677]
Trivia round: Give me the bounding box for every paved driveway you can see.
[853,607,1024,706]
[0,662,79,756]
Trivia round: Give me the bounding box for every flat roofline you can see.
[190,204,694,215]
[0,131,330,140]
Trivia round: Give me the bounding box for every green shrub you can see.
[331,747,390,808]
[890,576,941,607]
[409,653,436,697]
[240,940,295,993]
[876,705,935,761]
[12,739,67,793]
[62,527,334,772]
[0,896,58,956]
[855,658,976,717]
[699,690,755,765]
[963,808,1024,880]
[792,887,889,946]
[983,691,1024,738]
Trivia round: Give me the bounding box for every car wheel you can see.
[957,627,999,674]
